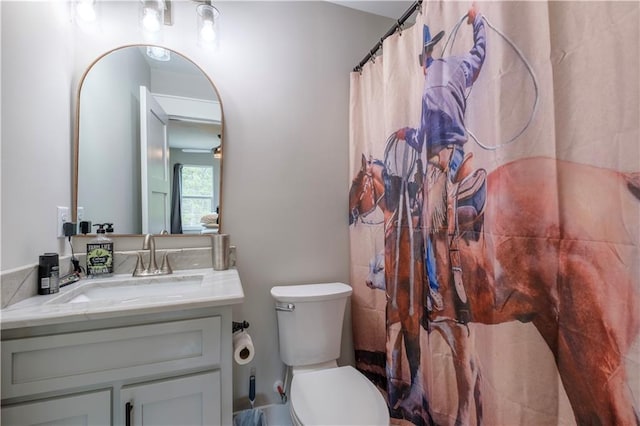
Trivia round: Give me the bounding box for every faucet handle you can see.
[160,251,173,274]
[133,252,146,276]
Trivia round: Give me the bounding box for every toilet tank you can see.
[270,283,352,367]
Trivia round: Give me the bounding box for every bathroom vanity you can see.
[0,268,244,426]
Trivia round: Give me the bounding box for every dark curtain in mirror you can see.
[171,163,183,234]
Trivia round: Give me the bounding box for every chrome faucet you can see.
[133,234,172,276]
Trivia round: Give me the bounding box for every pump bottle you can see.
[86,223,114,277]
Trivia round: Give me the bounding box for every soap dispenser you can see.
[86,223,114,277]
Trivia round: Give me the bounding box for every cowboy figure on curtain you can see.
[393,3,486,312]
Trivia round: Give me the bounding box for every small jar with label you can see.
[38,253,60,295]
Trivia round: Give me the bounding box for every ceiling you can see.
[327,1,415,20]
[168,120,221,151]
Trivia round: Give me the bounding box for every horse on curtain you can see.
[349,154,483,426]
[423,155,640,425]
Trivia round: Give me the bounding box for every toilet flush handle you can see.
[275,302,295,312]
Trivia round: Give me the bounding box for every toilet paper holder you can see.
[232,320,250,333]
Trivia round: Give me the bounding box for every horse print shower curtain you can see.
[348,2,639,425]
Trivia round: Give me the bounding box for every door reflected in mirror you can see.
[75,46,223,235]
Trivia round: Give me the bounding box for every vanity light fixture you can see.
[196,2,220,46]
[136,0,219,47]
[74,0,97,23]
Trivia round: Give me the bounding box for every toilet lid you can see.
[290,366,389,425]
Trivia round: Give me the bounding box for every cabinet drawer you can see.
[2,317,221,399]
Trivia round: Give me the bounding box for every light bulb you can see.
[76,0,96,22]
[200,20,216,43]
[142,7,161,32]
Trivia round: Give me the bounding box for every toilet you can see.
[271,282,389,426]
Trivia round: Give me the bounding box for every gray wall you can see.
[1,0,393,408]
[78,47,149,232]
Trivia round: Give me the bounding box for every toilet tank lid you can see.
[270,282,352,302]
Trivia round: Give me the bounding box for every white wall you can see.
[1,0,393,408]
[1,1,74,268]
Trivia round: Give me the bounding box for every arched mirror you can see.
[73,46,223,236]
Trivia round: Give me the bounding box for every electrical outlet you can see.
[76,206,85,235]
[57,206,70,238]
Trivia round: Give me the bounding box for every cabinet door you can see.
[120,371,220,426]
[1,389,110,426]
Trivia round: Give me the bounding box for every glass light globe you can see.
[142,7,161,32]
[197,4,219,46]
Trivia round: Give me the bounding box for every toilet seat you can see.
[290,366,389,425]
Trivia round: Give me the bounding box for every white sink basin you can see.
[1,269,245,330]
[46,274,205,305]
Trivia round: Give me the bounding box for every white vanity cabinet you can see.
[1,308,234,426]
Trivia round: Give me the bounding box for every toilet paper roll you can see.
[233,331,255,365]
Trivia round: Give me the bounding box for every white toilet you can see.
[271,282,389,426]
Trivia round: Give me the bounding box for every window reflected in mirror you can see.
[180,164,216,231]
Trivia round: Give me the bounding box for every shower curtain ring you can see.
[397,21,404,35]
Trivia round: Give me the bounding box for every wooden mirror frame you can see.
[72,44,225,236]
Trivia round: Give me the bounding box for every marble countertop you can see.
[1,268,244,330]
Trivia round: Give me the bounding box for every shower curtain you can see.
[348,2,639,425]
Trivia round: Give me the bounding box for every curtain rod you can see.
[353,1,422,72]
